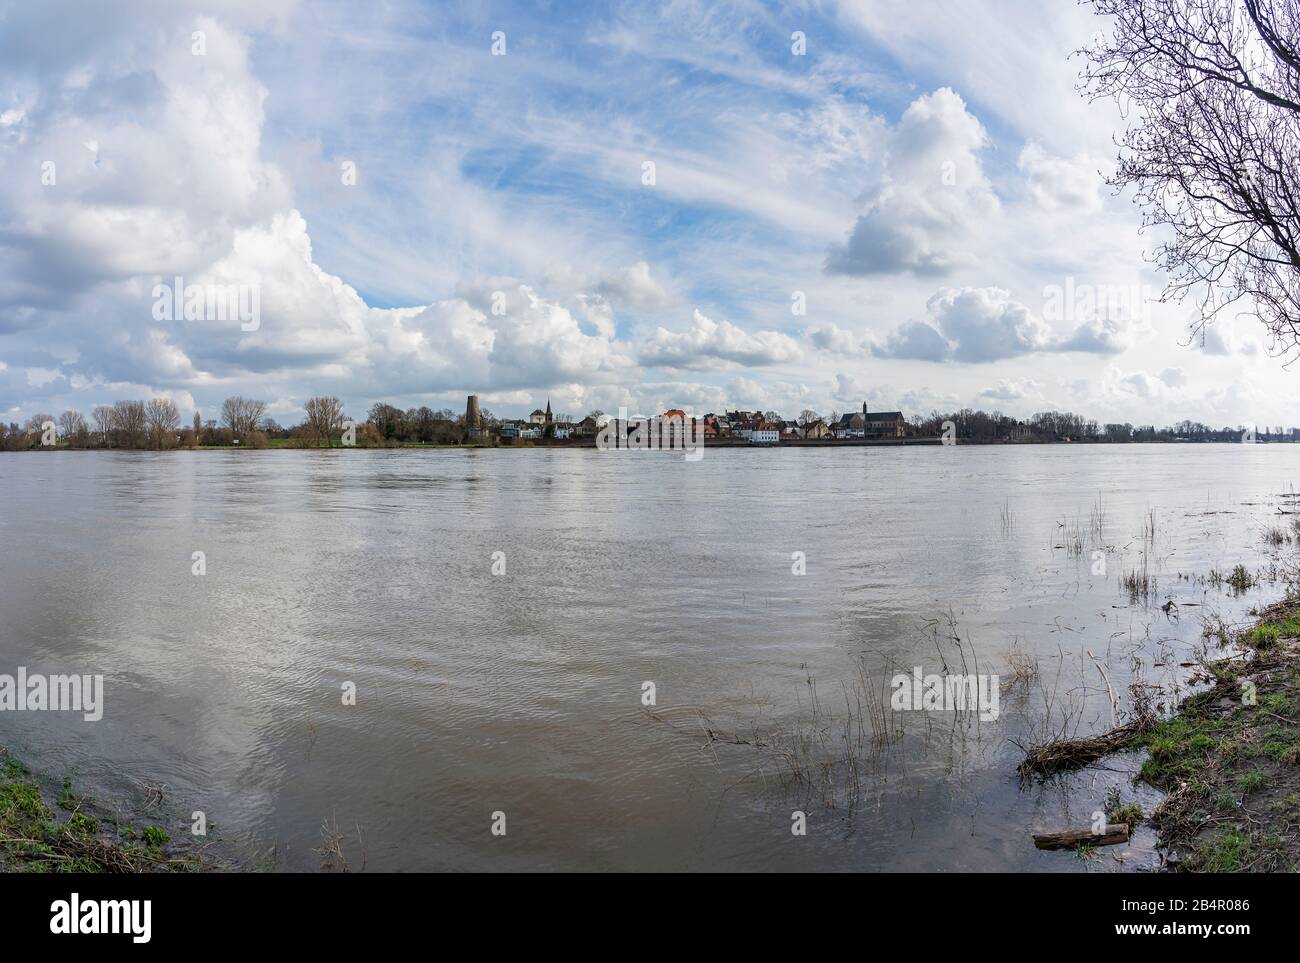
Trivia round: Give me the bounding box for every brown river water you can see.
[1,444,1295,870]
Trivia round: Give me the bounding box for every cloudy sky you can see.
[0,0,1293,428]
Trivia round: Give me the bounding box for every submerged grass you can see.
[647,611,994,818]
[1120,551,1155,603]
[1264,525,1291,548]
[1208,563,1256,593]
[0,749,209,873]
[1105,785,1144,830]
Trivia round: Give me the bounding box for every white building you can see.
[748,429,779,446]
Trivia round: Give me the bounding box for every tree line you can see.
[0,396,502,451]
[2,396,1291,451]
[909,409,1290,444]
[794,406,1288,444]
[1,395,352,450]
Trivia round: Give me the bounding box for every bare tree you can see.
[1081,0,1300,351]
[23,413,54,447]
[112,400,147,449]
[145,397,180,449]
[220,396,268,439]
[57,410,88,446]
[798,408,820,427]
[92,405,114,447]
[304,395,345,447]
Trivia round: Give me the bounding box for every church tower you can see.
[545,399,553,425]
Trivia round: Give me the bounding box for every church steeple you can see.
[545,398,553,424]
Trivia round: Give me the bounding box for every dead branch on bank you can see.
[1018,683,1157,779]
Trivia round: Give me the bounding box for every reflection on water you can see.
[0,445,1295,870]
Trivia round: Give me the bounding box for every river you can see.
[1,444,1294,870]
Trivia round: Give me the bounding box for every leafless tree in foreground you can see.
[1080,0,1300,353]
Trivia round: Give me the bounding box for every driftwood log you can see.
[1033,823,1130,850]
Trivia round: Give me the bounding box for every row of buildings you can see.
[725,404,908,444]
[465,396,907,444]
[493,400,593,441]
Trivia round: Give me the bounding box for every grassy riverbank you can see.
[0,748,208,873]
[1022,588,1300,871]
[1128,598,1300,871]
